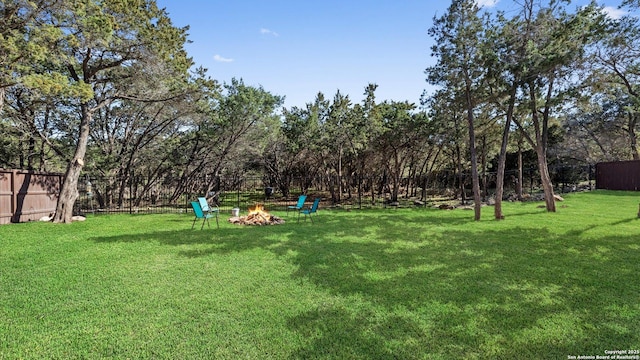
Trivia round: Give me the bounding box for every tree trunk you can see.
[467,121,482,221]
[481,136,487,202]
[456,145,466,204]
[494,123,510,220]
[357,173,363,209]
[391,168,400,203]
[338,145,343,202]
[327,172,338,204]
[390,148,402,202]
[370,177,376,205]
[517,143,523,201]
[465,77,481,221]
[494,83,517,220]
[628,112,639,160]
[53,104,92,223]
[526,77,555,212]
[535,146,556,212]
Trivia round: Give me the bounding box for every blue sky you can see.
[156,0,629,110]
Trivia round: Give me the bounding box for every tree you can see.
[0,0,69,113]
[355,84,384,205]
[484,10,528,220]
[87,78,197,208]
[42,0,192,223]
[564,92,637,162]
[622,0,640,7]
[0,118,23,168]
[169,78,283,200]
[277,93,327,196]
[427,0,487,220]
[586,12,640,160]
[510,0,600,212]
[322,90,353,203]
[268,106,307,197]
[425,89,469,204]
[374,101,430,203]
[2,87,60,171]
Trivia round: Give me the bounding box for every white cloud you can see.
[602,6,626,20]
[213,54,234,63]
[476,0,499,8]
[260,28,279,37]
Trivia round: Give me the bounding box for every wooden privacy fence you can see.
[595,160,640,191]
[0,169,62,224]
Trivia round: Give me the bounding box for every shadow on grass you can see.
[564,217,639,238]
[89,212,640,358]
[281,227,638,358]
[610,217,639,225]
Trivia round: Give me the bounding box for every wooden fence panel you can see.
[0,170,12,224]
[595,160,640,191]
[0,169,62,224]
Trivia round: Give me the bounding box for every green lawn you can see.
[1,190,639,359]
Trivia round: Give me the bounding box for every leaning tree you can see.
[42,0,192,223]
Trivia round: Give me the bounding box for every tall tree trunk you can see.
[465,75,482,221]
[370,177,376,205]
[494,83,517,220]
[628,112,639,160]
[535,146,556,212]
[338,145,343,202]
[39,105,52,171]
[517,142,524,201]
[481,135,487,202]
[357,173,363,209]
[27,136,36,170]
[525,78,555,212]
[53,104,92,223]
[456,145,466,204]
[327,171,338,204]
[538,81,556,212]
[390,148,402,202]
[467,121,482,221]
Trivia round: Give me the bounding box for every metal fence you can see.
[74,175,379,216]
[0,162,597,223]
[72,164,595,216]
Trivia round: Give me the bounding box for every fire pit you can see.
[228,204,285,226]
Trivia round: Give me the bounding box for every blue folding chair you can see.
[191,201,216,230]
[198,197,219,228]
[287,194,307,216]
[298,197,321,223]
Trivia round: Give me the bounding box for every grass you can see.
[1,190,639,359]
